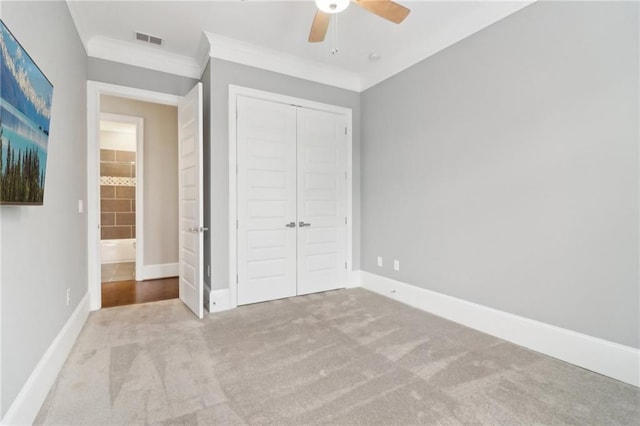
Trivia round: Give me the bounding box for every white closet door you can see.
[237,97,298,305]
[296,107,348,295]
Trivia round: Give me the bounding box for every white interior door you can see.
[178,83,204,318]
[296,107,348,295]
[237,96,297,305]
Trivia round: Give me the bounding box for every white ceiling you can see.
[66,0,534,91]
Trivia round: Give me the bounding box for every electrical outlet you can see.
[393,260,400,271]
[377,256,383,267]
[66,288,71,306]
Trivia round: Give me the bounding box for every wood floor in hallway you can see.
[101,277,178,308]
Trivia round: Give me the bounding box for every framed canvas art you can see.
[0,19,53,205]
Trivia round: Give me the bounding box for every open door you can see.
[178,83,204,318]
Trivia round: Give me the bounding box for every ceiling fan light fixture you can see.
[315,0,350,14]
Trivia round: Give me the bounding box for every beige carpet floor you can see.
[36,288,639,425]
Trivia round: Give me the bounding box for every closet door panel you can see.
[237,97,297,305]
[296,107,348,295]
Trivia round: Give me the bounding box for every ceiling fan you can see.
[309,0,411,43]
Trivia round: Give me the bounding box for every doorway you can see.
[87,82,181,310]
[98,101,179,308]
[97,113,179,307]
[87,81,205,316]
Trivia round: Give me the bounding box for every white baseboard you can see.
[345,270,362,288]
[357,271,640,387]
[1,293,90,425]
[142,263,178,280]
[208,288,231,313]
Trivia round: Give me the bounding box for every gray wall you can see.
[100,96,179,266]
[208,58,361,290]
[88,58,198,97]
[361,1,639,348]
[1,0,88,415]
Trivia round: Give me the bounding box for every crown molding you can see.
[86,36,202,79]
[67,0,535,92]
[204,31,362,92]
[197,32,213,76]
[66,0,202,79]
[359,1,536,91]
[65,0,89,54]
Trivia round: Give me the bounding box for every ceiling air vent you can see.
[134,31,163,46]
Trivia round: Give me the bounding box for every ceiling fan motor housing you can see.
[315,0,350,14]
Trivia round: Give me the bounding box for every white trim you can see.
[345,270,362,289]
[637,2,640,387]
[357,271,640,387]
[100,113,144,282]
[69,1,533,92]
[142,263,179,281]
[65,1,89,55]
[228,87,238,310]
[0,294,90,426]
[196,33,213,78]
[0,194,3,417]
[87,81,181,311]
[228,85,353,311]
[345,111,353,287]
[208,288,232,313]
[229,85,353,121]
[205,32,361,92]
[87,83,101,311]
[86,36,202,79]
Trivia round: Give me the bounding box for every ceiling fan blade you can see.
[309,10,331,42]
[353,0,410,24]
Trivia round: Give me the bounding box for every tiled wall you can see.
[100,149,136,240]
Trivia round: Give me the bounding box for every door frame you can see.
[99,112,144,281]
[87,81,180,311]
[228,84,353,310]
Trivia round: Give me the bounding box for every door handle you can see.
[299,222,311,227]
[285,222,296,228]
[189,226,209,233]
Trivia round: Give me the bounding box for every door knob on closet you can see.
[285,222,296,228]
[299,222,311,227]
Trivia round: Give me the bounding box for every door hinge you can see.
[344,261,347,270]
[344,127,347,135]
[345,217,347,225]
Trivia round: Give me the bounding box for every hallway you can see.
[101,277,178,308]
